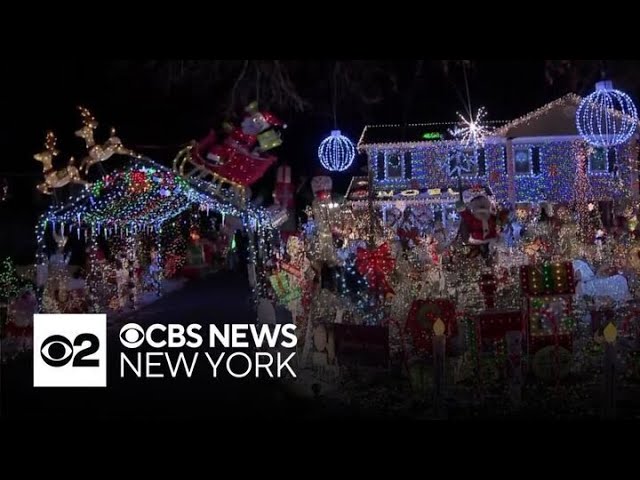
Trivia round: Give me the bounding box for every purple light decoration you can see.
[318,130,356,172]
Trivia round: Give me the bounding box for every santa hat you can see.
[462,185,490,204]
[262,111,286,128]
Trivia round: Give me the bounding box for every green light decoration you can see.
[0,258,32,303]
[422,132,443,140]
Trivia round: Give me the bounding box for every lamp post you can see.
[602,322,617,419]
[433,318,446,418]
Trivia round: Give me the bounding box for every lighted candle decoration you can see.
[603,322,617,419]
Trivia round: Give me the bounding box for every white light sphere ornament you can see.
[576,80,638,148]
[318,129,356,172]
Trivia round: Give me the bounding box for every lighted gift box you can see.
[520,262,575,296]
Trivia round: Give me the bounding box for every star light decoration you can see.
[450,107,491,148]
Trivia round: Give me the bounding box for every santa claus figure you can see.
[458,188,498,257]
[197,101,285,166]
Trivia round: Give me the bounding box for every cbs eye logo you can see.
[34,314,107,387]
[40,333,100,367]
[119,323,145,348]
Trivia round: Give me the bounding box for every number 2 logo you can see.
[40,333,100,367]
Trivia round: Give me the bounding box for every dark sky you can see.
[0,60,553,176]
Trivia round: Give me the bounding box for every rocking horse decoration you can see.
[34,131,89,195]
[173,101,286,209]
[75,106,138,174]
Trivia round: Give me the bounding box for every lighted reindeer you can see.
[34,131,89,195]
[75,106,137,174]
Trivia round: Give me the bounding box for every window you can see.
[403,152,413,179]
[448,149,478,177]
[513,147,532,175]
[376,152,385,180]
[386,153,403,178]
[477,148,486,176]
[589,148,608,173]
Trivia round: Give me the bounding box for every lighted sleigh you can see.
[173,102,285,210]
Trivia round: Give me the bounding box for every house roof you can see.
[492,93,583,137]
[358,92,640,147]
[357,121,508,149]
[493,92,640,138]
[358,123,455,147]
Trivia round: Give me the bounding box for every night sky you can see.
[0,60,577,261]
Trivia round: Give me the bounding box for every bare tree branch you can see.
[228,60,249,116]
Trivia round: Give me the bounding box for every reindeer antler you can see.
[78,105,98,127]
[44,131,59,155]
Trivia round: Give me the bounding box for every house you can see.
[349,94,640,220]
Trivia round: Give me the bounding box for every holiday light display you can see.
[576,80,638,148]
[34,155,276,313]
[360,140,635,206]
[75,106,139,173]
[318,130,356,172]
[450,107,491,148]
[0,258,31,304]
[259,92,640,417]
[173,101,285,210]
[35,158,266,256]
[34,131,89,195]
[19,84,640,415]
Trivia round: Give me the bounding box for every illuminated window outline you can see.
[588,147,610,175]
[385,151,405,179]
[447,147,483,178]
[513,146,533,176]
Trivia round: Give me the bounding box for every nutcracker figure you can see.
[273,163,296,233]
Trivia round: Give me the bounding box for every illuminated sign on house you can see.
[374,188,457,199]
[422,132,443,140]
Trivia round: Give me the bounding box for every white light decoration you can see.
[576,80,638,148]
[318,130,356,172]
[449,107,491,147]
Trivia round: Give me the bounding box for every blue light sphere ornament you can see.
[576,80,638,148]
[318,130,356,172]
